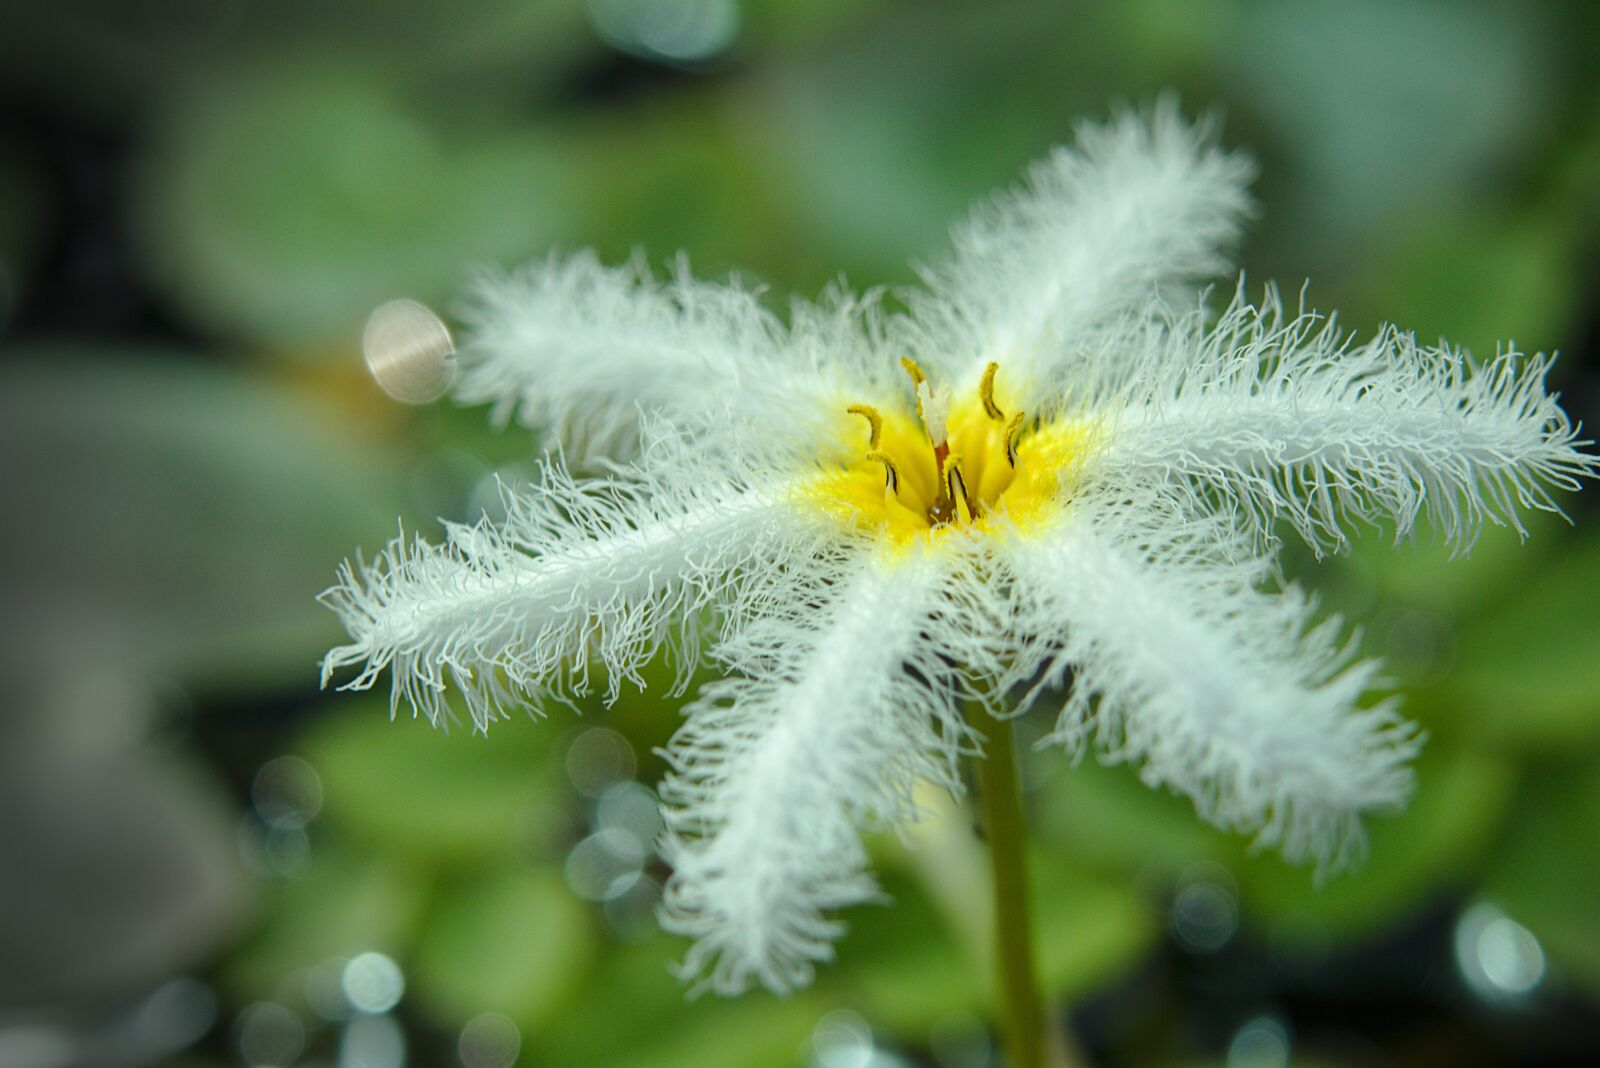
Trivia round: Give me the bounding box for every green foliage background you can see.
[1,1,1596,1066]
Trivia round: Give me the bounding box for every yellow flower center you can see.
[811,359,1087,544]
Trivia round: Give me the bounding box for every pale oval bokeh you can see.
[362,298,455,404]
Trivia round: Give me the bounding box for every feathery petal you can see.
[1087,286,1597,553]
[659,547,970,995]
[998,500,1420,871]
[905,97,1255,386]
[453,251,868,456]
[319,455,835,730]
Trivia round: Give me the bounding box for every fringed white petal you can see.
[998,501,1421,872]
[658,547,971,995]
[904,97,1255,387]
[1087,285,1598,554]
[452,251,870,457]
[319,456,836,731]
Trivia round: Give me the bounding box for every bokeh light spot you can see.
[596,780,663,847]
[341,952,405,1015]
[565,827,646,901]
[236,1002,305,1068]
[1455,902,1546,1001]
[1226,1015,1290,1068]
[587,0,739,64]
[1170,862,1239,954]
[810,1009,875,1068]
[136,978,218,1053]
[253,755,323,829]
[341,1014,405,1068]
[565,728,636,798]
[305,957,355,1021]
[363,298,455,405]
[458,1012,521,1068]
[602,874,663,941]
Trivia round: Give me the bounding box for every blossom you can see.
[320,102,1595,996]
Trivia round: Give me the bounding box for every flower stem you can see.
[971,707,1050,1068]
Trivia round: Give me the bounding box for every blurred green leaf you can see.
[1483,761,1600,995]
[410,865,598,1029]
[576,100,789,282]
[1364,211,1578,360]
[759,2,1160,292]
[0,0,594,119]
[829,867,975,1033]
[740,0,889,48]
[1112,0,1232,71]
[1291,516,1600,752]
[223,849,427,998]
[1033,756,1227,878]
[1033,848,1160,1004]
[1229,0,1549,253]
[0,351,401,689]
[1427,529,1600,752]
[1327,514,1566,624]
[533,933,822,1068]
[1234,745,1516,949]
[138,55,576,351]
[834,835,1155,1037]
[0,737,248,1008]
[291,0,594,84]
[303,700,568,867]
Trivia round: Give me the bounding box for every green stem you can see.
[971,708,1049,1068]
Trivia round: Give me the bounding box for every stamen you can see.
[946,455,976,523]
[864,450,900,496]
[1003,411,1026,468]
[836,362,1030,532]
[979,362,1004,420]
[899,356,927,389]
[902,356,929,419]
[846,404,883,448]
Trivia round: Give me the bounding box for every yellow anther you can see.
[846,404,883,449]
[1003,411,1026,468]
[979,362,1003,420]
[901,356,929,419]
[814,361,1082,542]
[864,450,900,495]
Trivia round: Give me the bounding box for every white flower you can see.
[321,101,1595,996]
